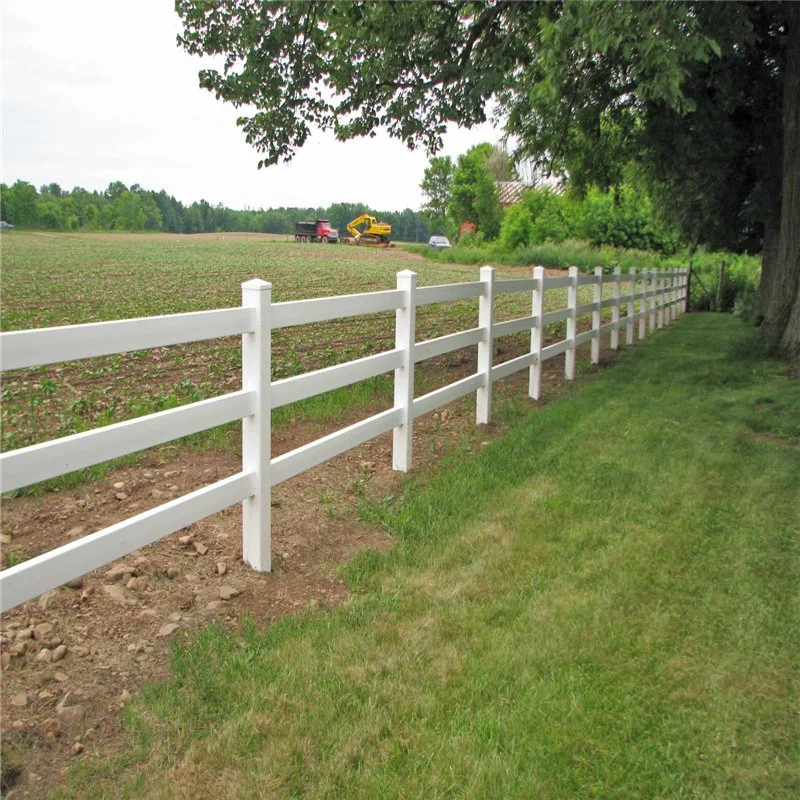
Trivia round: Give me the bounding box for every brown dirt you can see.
[0,337,609,798]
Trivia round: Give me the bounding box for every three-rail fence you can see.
[0,265,688,612]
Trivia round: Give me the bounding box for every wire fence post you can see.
[393,269,417,471]
[565,266,579,379]
[529,266,545,400]
[241,279,272,573]
[476,265,495,424]
[591,266,603,364]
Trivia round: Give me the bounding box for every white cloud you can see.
[1,0,501,211]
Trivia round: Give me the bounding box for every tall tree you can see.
[177,0,800,360]
[449,143,502,239]
[420,156,454,233]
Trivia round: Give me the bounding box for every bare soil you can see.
[0,337,599,798]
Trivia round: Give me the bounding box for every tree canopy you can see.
[177,0,800,359]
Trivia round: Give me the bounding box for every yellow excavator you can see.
[346,213,392,246]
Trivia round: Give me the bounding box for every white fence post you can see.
[639,268,648,340]
[649,268,657,333]
[529,265,545,400]
[672,271,679,321]
[393,270,417,471]
[666,270,674,326]
[565,266,578,379]
[657,269,665,330]
[591,266,603,365]
[611,266,621,350]
[627,268,636,345]
[241,279,272,573]
[476,265,495,424]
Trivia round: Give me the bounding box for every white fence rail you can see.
[0,266,688,612]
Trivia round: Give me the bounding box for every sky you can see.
[1,0,500,212]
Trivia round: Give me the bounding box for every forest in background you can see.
[0,179,432,242]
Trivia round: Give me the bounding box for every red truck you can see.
[295,219,333,243]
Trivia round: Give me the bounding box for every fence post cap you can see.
[241,279,272,291]
[396,269,418,280]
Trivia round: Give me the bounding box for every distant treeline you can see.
[0,180,432,242]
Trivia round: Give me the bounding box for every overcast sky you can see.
[1,0,500,212]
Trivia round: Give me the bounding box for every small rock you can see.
[104,564,134,582]
[169,484,179,492]
[178,534,193,546]
[11,692,28,707]
[38,689,55,701]
[66,526,87,539]
[216,561,227,576]
[52,644,68,662]
[143,471,154,479]
[164,469,180,478]
[53,671,68,682]
[33,622,54,640]
[113,481,125,490]
[1,652,10,670]
[138,609,158,619]
[103,584,135,606]
[0,533,11,545]
[205,601,222,612]
[177,593,194,610]
[115,492,128,501]
[219,586,240,601]
[9,642,28,657]
[65,577,84,589]
[193,541,209,556]
[157,623,180,638]
[168,612,183,623]
[134,556,149,567]
[71,742,84,755]
[165,566,180,579]
[118,689,133,705]
[41,718,60,735]
[16,627,33,641]
[80,588,93,602]
[126,576,147,591]
[36,648,53,663]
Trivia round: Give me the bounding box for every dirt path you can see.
[0,343,593,798]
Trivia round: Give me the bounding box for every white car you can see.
[428,235,451,249]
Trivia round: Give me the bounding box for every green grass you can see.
[54,315,799,799]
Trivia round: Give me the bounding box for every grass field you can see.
[44,314,799,799]
[1,232,607,462]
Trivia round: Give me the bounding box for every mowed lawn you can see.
[55,315,799,799]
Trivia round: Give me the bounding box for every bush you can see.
[498,205,533,251]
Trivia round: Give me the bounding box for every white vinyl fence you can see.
[0,266,688,612]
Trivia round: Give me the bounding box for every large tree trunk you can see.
[767,5,800,360]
